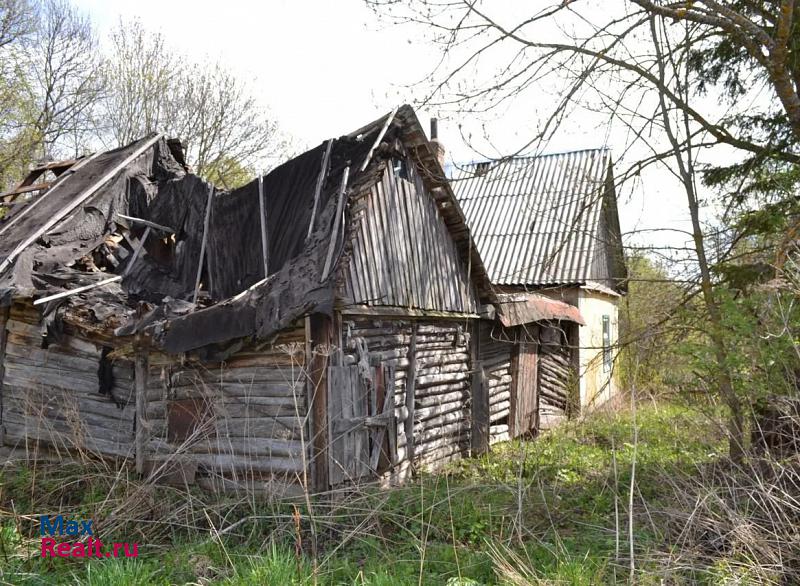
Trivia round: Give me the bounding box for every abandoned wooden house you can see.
[0,103,624,494]
[453,149,627,438]
[0,105,502,494]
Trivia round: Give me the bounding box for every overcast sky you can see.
[73,0,703,260]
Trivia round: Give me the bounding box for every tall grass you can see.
[3,398,797,584]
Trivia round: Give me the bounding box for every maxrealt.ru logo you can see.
[40,515,138,558]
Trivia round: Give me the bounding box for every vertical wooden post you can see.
[134,343,149,475]
[470,322,489,455]
[0,306,9,445]
[321,165,350,282]
[567,322,581,418]
[404,323,418,464]
[306,139,334,241]
[192,185,214,303]
[509,337,520,438]
[307,313,333,492]
[258,175,269,278]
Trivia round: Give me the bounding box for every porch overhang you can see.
[496,293,585,327]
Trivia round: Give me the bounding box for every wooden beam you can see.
[470,322,489,455]
[134,346,149,475]
[306,139,334,241]
[116,213,175,234]
[307,313,333,492]
[320,165,350,282]
[122,226,152,277]
[32,275,122,306]
[0,135,162,275]
[0,150,102,239]
[404,323,418,465]
[192,184,214,304]
[31,158,80,173]
[0,306,9,445]
[0,182,52,198]
[360,106,398,172]
[338,304,480,320]
[258,175,269,278]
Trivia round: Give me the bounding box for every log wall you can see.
[538,323,573,429]
[478,323,514,444]
[341,316,473,475]
[143,324,309,493]
[0,303,136,458]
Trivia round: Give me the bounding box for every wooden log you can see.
[490,408,510,422]
[5,322,99,354]
[2,411,133,444]
[135,350,148,474]
[417,410,466,431]
[210,416,303,440]
[416,362,466,376]
[182,437,304,459]
[170,367,307,385]
[2,422,134,458]
[414,435,469,458]
[416,422,469,444]
[404,324,417,463]
[414,390,469,409]
[166,383,305,401]
[415,371,469,388]
[415,402,463,422]
[489,389,511,403]
[191,453,305,475]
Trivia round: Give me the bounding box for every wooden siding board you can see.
[384,166,411,306]
[375,178,400,305]
[412,174,439,309]
[400,178,421,305]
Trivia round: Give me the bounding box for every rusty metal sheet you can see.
[167,398,210,442]
[496,292,585,327]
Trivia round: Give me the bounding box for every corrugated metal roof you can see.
[452,149,610,286]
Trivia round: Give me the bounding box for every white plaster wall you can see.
[577,289,620,409]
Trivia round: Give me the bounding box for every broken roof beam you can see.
[122,226,152,277]
[30,158,80,174]
[321,164,350,282]
[359,106,399,172]
[116,213,175,234]
[0,133,163,276]
[0,150,103,240]
[258,175,269,278]
[306,138,334,241]
[192,184,214,304]
[0,182,52,199]
[32,275,122,306]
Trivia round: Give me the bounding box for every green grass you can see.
[0,402,729,585]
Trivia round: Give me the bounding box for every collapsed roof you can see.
[0,105,494,355]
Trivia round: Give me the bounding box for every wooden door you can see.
[327,364,396,486]
[511,341,538,437]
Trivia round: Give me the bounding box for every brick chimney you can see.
[429,117,446,169]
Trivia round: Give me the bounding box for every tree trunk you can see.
[651,17,745,461]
